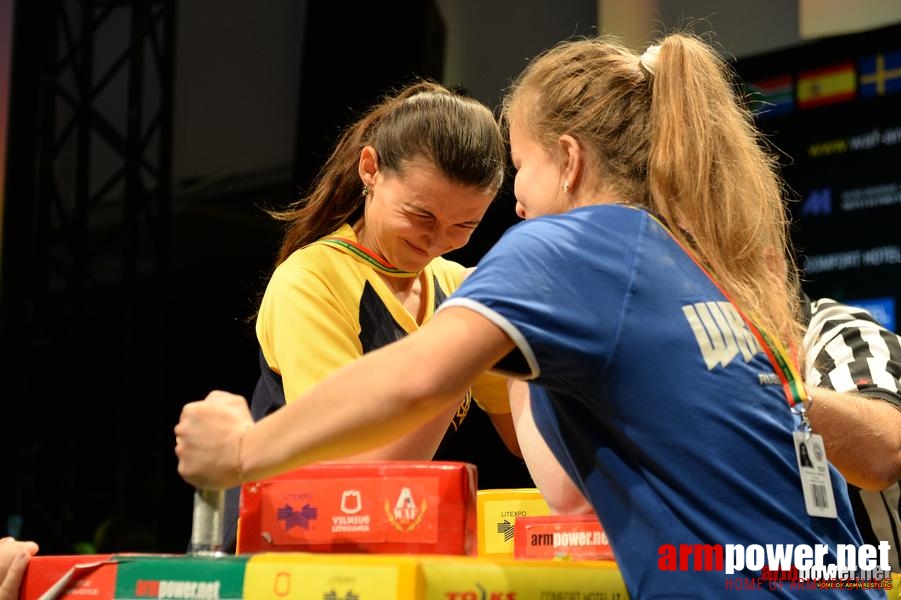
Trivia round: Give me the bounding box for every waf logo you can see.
[385,486,427,532]
[445,585,516,600]
[277,503,318,531]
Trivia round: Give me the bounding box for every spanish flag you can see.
[797,62,856,109]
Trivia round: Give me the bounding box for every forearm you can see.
[242,343,458,481]
[802,297,901,489]
[807,387,901,490]
[241,308,516,482]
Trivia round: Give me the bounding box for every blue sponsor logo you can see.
[847,296,896,331]
[801,187,832,216]
[277,503,318,530]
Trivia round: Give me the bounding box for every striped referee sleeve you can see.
[803,298,901,407]
[802,297,901,574]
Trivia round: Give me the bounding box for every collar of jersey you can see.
[317,225,419,278]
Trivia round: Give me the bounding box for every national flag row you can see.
[743,49,901,117]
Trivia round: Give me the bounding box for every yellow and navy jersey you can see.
[221,224,509,553]
[252,223,509,424]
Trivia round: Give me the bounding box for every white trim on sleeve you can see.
[438,297,540,379]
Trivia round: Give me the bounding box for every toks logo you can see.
[444,585,516,600]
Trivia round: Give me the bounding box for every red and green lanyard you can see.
[651,214,812,428]
[318,236,419,279]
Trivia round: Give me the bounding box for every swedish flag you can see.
[859,50,901,97]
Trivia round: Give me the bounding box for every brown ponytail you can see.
[272,81,505,267]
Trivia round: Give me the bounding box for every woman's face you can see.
[508,114,568,220]
[361,157,494,272]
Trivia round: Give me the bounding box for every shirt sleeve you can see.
[802,298,901,410]
[441,214,636,389]
[256,260,362,404]
[470,370,511,414]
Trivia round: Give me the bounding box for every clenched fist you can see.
[174,390,254,489]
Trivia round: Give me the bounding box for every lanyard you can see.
[650,215,810,417]
[651,212,834,517]
[318,236,419,278]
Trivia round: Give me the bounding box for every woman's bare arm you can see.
[176,306,516,489]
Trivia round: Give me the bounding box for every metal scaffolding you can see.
[2,0,176,551]
[38,0,174,292]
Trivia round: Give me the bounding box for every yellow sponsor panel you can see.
[477,489,551,557]
[244,553,419,600]
[417,555,628,599]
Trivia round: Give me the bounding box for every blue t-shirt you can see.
[442,205,879,598]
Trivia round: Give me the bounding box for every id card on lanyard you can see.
[756,328,838,519]
[754,327,838,519]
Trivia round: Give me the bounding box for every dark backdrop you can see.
[735,22,901,331]
[0,0,530,555]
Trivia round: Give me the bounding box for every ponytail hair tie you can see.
[640,44,661,76]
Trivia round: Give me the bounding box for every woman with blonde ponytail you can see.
[177,36,880,597]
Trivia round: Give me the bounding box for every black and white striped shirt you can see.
[803,297,901,572]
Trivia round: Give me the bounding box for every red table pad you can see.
[236,461,478,556]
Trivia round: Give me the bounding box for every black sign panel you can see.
[735,23,901,330]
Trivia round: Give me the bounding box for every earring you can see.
[362,185,371,197]
[562,181,570,193]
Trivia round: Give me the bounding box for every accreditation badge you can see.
[793,431,838,519]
